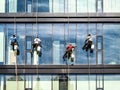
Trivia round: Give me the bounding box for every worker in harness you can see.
[10,34,20,55]
[32,36,42,57]
[82,34,94,53]
[63,44,76,65]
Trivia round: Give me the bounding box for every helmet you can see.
[88,34,91,36]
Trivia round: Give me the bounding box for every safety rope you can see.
[67,0,70,84]
[14,9,19,90]
[87,0,90,90]
[35,0,39,89]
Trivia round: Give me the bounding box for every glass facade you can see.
[0,0,120,90]
[0,74,120,90]
[0,0,120,13]
[0,24,120,65]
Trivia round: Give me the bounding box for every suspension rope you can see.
[67,0,70,81]
[36,0,39,89]
[87,0,90,90]
[14,11,19,90]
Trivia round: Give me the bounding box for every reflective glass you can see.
[26,0,32,12]
[8,0,17,13]
[38,0,49,12]
[104,75,120,90]
[6,75,24,90]
[68,75,76,90]
[0,75,4,90]
[77,75,96,90]
[97,0,103,13]
[103,0,120,13]
[25,75,32,88]
[77,0,96,13]
[97,51,102,64]
[16,24,25,64]
[39,24,52,64]
[76,24,96,64]
[17,0,25,12]
[53,24,65,64]
[0,24,5,65]
[0,0,5,13]
[6,24,14,64]
[33,75,51,90]
[104,24,120,64]
[53,0,64,13]
[68,0,76,13]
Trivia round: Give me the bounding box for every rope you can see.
[14,11,19,90]
[87,0,90,90]
[36,0,39,89]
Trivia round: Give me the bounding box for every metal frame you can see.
[0,13,120,23]
[0,65,120,74]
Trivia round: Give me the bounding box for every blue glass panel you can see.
[97,36,103,50]
[6,24,14,64]
[76,24,96,64]
[26,0,32,12]
[26,52,32,64]
[0,24,5,64]
[26,36,32,50]
[38,0,49,12]
[38,24,52,64]
[104,24,120,64]
[76,24,88,64]
[97,0,103,13]
[17,24,25,64]
[17,0,25,12]
[33,0,37,12]
[97,51,102,64]
[53,24,65,64]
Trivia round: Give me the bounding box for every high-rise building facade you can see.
[0,0,120,90]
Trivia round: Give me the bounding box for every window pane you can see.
[17,0,25,12]
[53,0,64,13]
[104,75,120,90]
[6,75,24,90]
[8,0,17,13]
[77,75,96,90]
[0,24,5,65]
[0,0,5,13]
[0,75,4,90]
[26,0,32,12]
[97,51,102,64]
[68,0,76,12]
[53,24,65,64]
[104,24,120,64]
[97,36,103,50]
[39,24,52,64]
[97,0,103,13]
[33,75,51,90]
[16,24,25,64]
[68,75,76,90]
[103,0,120,13]
[38,0,49,12]
[77,0,96,13]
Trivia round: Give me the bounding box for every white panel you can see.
[53,81,59,90]
[0,32,4,63]
[53,41,60,64]
[104,81,120,90]
[0,0,5,13]
[9,0,17,12]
